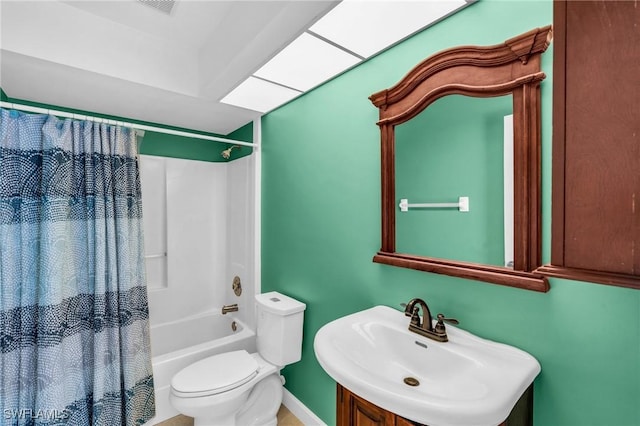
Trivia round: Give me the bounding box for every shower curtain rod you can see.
[0,101,256,148]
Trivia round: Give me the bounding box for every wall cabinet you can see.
[336,384,533,426]
[538,1,640,289]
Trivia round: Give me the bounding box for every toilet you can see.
[169,291,306,426]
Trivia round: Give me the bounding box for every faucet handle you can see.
[434,313,459,334]
[401,302,412,316]
[409,307,422,327]
[436,313,459,325]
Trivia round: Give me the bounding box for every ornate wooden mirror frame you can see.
[369,27,552,292]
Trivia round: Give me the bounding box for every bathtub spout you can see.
[222,304,239,314]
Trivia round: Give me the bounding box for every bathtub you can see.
[145,312,256,424]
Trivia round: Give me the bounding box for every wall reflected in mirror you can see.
[395,94,513,268]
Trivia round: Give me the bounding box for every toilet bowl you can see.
[169,292,306,426]
[169,351,281,426]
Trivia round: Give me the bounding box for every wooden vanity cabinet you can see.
[336,383,533,426]
[337,384,412,426]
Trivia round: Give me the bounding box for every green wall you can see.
[261,1,640,425]
[138,121,252,161]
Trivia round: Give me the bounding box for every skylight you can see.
[220,0,471,113]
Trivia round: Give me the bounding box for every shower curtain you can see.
[0,108,155,425]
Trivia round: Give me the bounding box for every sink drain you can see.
[403,377,420,387]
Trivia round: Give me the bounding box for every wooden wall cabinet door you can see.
[538,1,640,289]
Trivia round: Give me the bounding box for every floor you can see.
[155,405,304,426]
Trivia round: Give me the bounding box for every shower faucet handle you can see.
[222,304,239,314]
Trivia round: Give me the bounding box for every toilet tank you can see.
[255,291,306,367]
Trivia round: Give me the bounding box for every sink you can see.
[313,305,541,426]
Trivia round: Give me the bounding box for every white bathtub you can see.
[145,312,256,424]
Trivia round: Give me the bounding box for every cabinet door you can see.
[337,385,395,426]
[395,417,419,426]
[541,0,640,288]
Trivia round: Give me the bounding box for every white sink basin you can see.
[313,305,540,426]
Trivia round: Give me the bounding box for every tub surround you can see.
[141,155,255,328]
[142,154,225,323]
[139,153,257,425]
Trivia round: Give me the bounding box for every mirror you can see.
[369,27,552,292]
[395,94,512,267]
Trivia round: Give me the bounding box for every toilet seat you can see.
[171,350,259,398]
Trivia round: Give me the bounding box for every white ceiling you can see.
[0,0,469,135]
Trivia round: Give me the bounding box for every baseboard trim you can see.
[282,388,327,426]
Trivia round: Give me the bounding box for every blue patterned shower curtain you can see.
[0,108,155,425]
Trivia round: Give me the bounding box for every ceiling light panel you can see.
[220,76,301,113]
[310,0,469,58]
[253,32,361,92]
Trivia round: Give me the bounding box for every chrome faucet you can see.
[221,303,239,314]
[403,298,458,342]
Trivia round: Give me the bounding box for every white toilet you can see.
[169,291,306,426]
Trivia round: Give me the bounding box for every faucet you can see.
[221,303,239,314]
[404,298,433,330]
[403,298,458,342]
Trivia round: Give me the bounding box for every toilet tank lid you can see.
[255,292,306,315]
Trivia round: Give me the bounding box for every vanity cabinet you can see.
[336,384,533,426]
[538,0,640,288]
[337,384,414,426]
